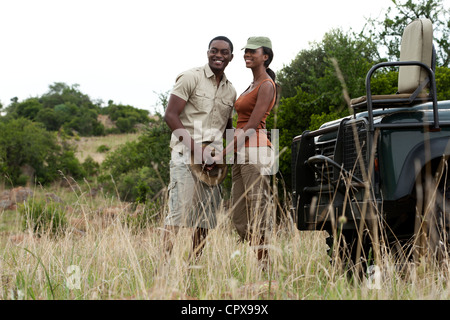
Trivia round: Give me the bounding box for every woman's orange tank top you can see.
[234,78,276,147]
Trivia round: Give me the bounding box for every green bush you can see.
[0,118,89,185]
[96,145,110,153]
[55,150,86,180]
[82,156,100,178]
[100,114,171,203]
[99,166,165,203]
[16,175,30,187]
[115,117,133,133]
[19,198,67,236]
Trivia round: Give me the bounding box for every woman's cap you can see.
[242,36,272,50]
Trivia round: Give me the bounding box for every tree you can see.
[3,83,105,136]
[267,29,380,190]
[35,108,60,131]
[269,5,450,192]
[100,92,171,203]
[101,103,150,133]
[436,66,450,100]
[1,82,152,136]
[9,98,42,120]
[41,82,97,110]
[364,0,450,67]
[276,46,326,99]
[0,118,85,185]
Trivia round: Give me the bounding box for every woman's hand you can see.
[203,153,224,172]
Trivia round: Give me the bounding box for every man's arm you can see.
[164,94,208,164]
[223,118,233,138]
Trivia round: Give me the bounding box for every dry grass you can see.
[0,180,322,300]
[2,134,450,301]
[1,179,450,301]
[71,133,141,164]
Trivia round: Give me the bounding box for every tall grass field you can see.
[1,133,450,301]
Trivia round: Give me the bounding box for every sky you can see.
[0,0,395,114]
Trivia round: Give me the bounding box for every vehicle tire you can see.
[326,228,373,271]
[414,159,450,261]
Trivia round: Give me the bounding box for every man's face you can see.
[207,40,233,74]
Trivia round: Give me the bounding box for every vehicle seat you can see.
[350,18,435,109]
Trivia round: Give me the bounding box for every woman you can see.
[213,36,278,270]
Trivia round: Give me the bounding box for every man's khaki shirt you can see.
[170,64,236,153]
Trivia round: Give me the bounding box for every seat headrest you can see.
[398,18,433,94]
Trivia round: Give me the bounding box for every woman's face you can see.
[243,48,268,68]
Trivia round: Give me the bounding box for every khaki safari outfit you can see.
[232,77,276,241]
[219,35,278,252]
[165,63,236,229]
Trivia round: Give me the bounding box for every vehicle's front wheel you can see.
[414,158,450,261]
[325,228,374,272]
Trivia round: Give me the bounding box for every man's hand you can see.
[202,145,216,165]
[192,143,216,166]
[203,163,216,172]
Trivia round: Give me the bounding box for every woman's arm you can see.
[219,81,275,160]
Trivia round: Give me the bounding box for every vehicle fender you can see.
[393,136,450,199]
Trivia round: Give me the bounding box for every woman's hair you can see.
[262,46,280,102]
[262,47,275,81]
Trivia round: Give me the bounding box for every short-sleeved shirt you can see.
[235,78,276,147]
[170,64,236,153]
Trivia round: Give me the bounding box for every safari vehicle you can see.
[291,18,450,265]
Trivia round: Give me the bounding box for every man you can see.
[163,36,236,260]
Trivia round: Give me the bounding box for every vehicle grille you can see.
[314,138,337,184]
[316,140,336,159]
[312,119,368,185]
[343,121,368,181]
